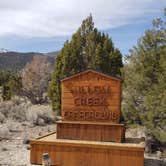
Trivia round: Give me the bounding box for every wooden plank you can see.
[56,122,125,143]
[31,139,145,151]
[61,69,122,82]
[30,133,144,166]
[56,121,124,126]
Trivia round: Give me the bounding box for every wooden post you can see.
[42,153,51,166]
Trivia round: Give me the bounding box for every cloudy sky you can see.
[0,0,165,54]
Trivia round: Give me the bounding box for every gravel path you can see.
[0,121,55,166]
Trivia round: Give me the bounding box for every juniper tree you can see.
[48,15,123,113]
[122,9,166,142]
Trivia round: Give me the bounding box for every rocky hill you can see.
[0,51,58,72]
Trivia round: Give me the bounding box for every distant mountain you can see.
[0,48,8,53]
[0,50,58,72]
[43,51,59,57]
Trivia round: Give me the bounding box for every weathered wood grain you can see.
[61,69,122,123]
[30,133,144,166]
[56,121,125,143]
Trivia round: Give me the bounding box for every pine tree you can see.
[122,9,166,142]
[0,70,22,100]
[94,43,103,70]
[48,15,123,113]
[2,84,11,101]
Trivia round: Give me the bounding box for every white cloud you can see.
[0,0,165,37]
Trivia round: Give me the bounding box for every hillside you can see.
[0,51,58,72]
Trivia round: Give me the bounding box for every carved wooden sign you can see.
[61,69,122,123]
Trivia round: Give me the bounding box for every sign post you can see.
[57,69,125,142]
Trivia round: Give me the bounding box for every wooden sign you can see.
[30,69,144,166]
[61,69,122,123]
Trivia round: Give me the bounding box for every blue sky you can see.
[0,0,165,55]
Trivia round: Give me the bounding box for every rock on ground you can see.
[0,125,11,140]
[0,112,5,123]
[0,120,55,166]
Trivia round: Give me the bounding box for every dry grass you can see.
[0,98,55,125]
[26,105,55,125]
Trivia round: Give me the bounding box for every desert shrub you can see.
[0,112,5,123]
[0,125,11,140]
[0,99,55,124]
[0,101,14,117]
[0,100,30,122]
[2,84,11,101]
[21,56,52,104]
[26,105,55,125]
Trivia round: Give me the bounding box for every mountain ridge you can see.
[0,50,58,72]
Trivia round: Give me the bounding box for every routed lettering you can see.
[61,71,121,123]
[71,86,111,95]
[63,110,118,121]
[74,97,108,106]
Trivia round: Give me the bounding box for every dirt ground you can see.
[0,121,55,166]
[0,121,145,166]
[0,121,165,166]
